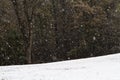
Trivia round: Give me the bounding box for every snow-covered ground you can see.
[0,53,120,80]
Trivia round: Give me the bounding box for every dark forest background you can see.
[0,0,120,65]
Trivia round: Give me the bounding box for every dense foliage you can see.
[0,0,120,65]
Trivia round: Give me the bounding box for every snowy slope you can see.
[0,53,120,80]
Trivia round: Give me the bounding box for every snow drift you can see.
[0,53,120,80]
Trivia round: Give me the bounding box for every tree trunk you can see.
[51,0,59,60]
[26,23,33,64]
[11,0,34,64]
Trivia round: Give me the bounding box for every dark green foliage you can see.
[0,29,26,65]
[0,0,120,65]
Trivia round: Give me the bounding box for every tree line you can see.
[0,0,120,65]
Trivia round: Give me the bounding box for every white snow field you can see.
[0,53,120,80]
